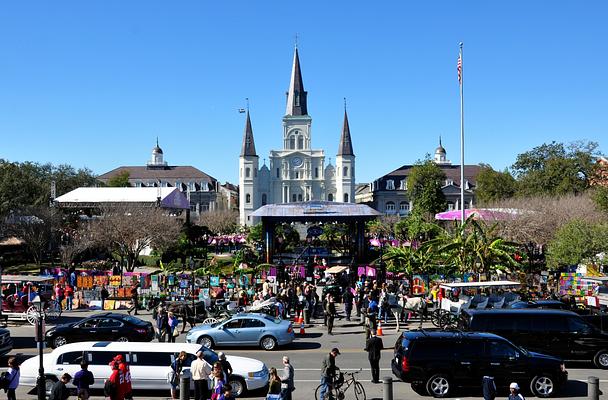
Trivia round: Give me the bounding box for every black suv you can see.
[461,309,608,368]
[391,330,567,398]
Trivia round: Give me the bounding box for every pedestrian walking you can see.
[191,351,212,400]
[49,373,72,400]
[508,382,525,400]
[365,332,383,384]
[127,283,139,315]
[156,306,169,342]
[55,284,65,310]
[482,375,496,400]
[65,285,74,311]
[210,362,226,400]
[105,360,124,400]
[167,312,179,343]
[267,367,281,397]
[279,356,295,400]
[100,286,109,311]
[326,295,336,335]
[319,348,340,400]
[3,357,20,400]
[114,355,132,400]
[342,288,354,321]
[72,361,94,400]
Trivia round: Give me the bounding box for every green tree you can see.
[394,213,442,242]
[511,141,600,196]
[107,171,131,187]
[407,159,447,219]
[591,186,608,213]
[475,164,517,204]
[546,219,608,269]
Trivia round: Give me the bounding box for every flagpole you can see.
[459,42,465,226]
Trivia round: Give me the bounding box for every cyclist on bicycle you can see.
[319,348,340,400]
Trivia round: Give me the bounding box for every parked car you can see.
[45,312,154,348]
[391,330,567,398]
[0,328,12,356]
[461,309,608,368]
[508,300,570,309]
[19,341,268,397]
[186,312,294,350]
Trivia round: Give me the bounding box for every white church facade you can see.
[239,48,356,226]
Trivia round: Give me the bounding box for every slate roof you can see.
[98,166,216,182]
[377,164,482,188]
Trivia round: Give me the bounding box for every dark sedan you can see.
[46,313,154,348]
[508,300,570,309]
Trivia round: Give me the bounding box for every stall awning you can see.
[325,266,349,274]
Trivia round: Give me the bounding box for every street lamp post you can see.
[189,256,196,325]
[32,295,45,400]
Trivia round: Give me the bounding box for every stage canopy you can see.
[54,187,190,210]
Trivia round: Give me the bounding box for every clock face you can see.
[291,157,303,167]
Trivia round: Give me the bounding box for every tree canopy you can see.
[107,171,131,187]
[407,159,447,219]
[475,164,517,204]
[546,219,608,270]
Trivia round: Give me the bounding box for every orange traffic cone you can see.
[376,321,384,336]
[299,320,306,335]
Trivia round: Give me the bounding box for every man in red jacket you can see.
[114,355,132,400]
[106,361,125,400]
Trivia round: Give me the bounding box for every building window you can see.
[277,168,280,178]
[262,194,267,205]
[400,179,407,190]
[445,178,454,186]
[314,167,319,178]
[292,194,297,202]
[245,168,250,178]
[465,180,470,190]
[246,194,251,203]
[343,166,348,177]
[386,180,395,190]
[289,136,296,149]
[254,168,257,177]
[295,171,299,179]
[328,193,334,202]
[447,202,454,211]
[399,202,410,214]
[385,201,396,213]
[298,136,303,149]
[298,194,303,202]
[295,93,300,106]
[343,193,349,202]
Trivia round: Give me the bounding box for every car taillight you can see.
[287,324,293,333]
[401,356,410,372]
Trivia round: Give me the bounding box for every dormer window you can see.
[399,179,407,190]
[386,180,395,190]
[465,180,470,190]
[445,179,454,186]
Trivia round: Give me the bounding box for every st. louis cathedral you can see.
[239,47,356,226]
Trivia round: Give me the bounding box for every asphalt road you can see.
[4,308,607,399]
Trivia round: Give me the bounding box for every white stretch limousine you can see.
[20,341,268,396]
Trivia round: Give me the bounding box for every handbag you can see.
[172,329,180,337]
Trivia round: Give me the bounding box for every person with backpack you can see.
[3,357,20,400]
[49,373,72,400]
[72,362,94,400]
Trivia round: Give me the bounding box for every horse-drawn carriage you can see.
[431,280,521,328]
[1,275,62,325]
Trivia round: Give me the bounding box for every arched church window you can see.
[328,193,334,202]
[298,136,303,149]
[262,194,267,205]
[246,194,251,203]
[343,167,349,177]
[289,136,296,150]
[245,168,250,178]
[344,193,349,202]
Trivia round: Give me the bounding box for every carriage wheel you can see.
[202,318,219,325]
[430,309,446,327]
[26,306,42,325]
[44,300,62,321]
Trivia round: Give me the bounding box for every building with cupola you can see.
[355,139,482,216]
[239,47,356,226]
[98,141,236,216]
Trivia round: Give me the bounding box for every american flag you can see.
[457,53,462,84]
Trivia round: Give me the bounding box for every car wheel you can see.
[45,376,57,396]
[426,373,451,398]
[594,350,608,369]
[198,335,214,349]
[228,377,246,397]
[116,336,129,342]
[53,336,68,348]
[260,336,277,351]
[530,374,555,398]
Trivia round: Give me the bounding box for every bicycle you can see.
[315,369,366,400]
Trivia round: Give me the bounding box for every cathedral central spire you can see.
[285,47,308,116]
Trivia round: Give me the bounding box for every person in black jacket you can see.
[364,331,384,383]
[49,373,72,400]
[342,288,354,321]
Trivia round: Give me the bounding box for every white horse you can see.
[388,293,428,331]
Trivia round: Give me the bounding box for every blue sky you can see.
[1,1,606,185]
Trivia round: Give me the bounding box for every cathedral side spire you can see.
[337,109,354,156]
[285,47,308,116]
[240,111,258,157]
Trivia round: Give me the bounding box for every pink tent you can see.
[435,208,515,221]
